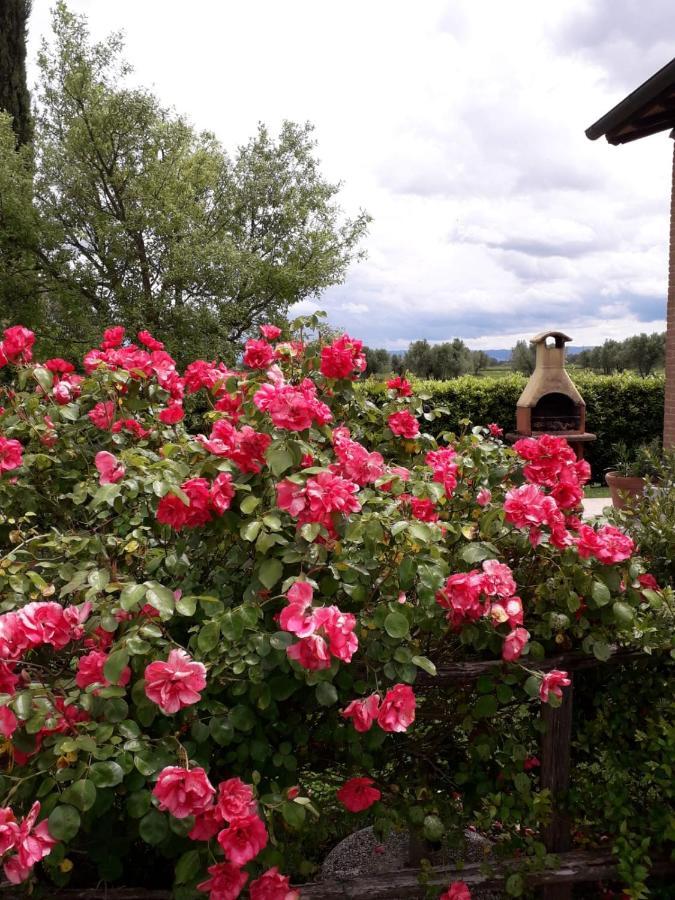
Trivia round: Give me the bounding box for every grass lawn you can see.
[585,485,611,498]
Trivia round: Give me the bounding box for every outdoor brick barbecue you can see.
[507,330,596,459]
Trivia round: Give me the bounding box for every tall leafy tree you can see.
[510,339,536,375]
[0,113,40,326]
[0,0,33,146]
[19,3,369,362]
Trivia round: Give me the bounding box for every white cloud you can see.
[27,0,671,349]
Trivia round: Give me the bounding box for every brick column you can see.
[665,138,675,447]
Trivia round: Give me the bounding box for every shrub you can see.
[360,372,665,481]
[0,323,671,898]
[609,449,675,586]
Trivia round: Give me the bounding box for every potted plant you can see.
[605,439,661,509]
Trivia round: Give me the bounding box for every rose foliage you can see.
[0,317,671,898]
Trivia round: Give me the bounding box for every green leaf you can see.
[474,695,498,718]
[267,446,295,477]
[139,810,169,845]
[230,705,256,732]
[175,850,202,884]
[411,655,437,676]
[384,611,409,639]
[315,682,338,706]
[175,595,197,616]
[281,800,306,828]
[408,522,432,543]
[120,583,147,611]
[61,779,96,812]
[240,494,261,515]
[88,568,110,591]
[197,621,221,653]
[523,675,541,699]
[59,402,80,422]
[144,581,175,619]
[103,649,129,685]
[514,772,531,794]
[104,698,129,723]
[591,581,611,607]
[460,542,498,564]
[613,601,635,624]
[126,790,151,819]
[89,761,124,788]
[240,520,262,542]
[592,640,612,662]
[33,365,54,392]
[259,558,283,589]
[423,814,444,841]
[48,805,81,842]
[300,522,321,542]
[209,717,234,746]
[506,873,524,897]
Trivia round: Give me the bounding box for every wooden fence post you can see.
[540,674,574,899]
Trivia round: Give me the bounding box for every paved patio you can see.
[581,497,611,519]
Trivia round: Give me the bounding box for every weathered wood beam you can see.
[296,851,675,898]
[540,676,574,900]
[418,647,647,688]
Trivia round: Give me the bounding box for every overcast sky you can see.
[27,1,674,349]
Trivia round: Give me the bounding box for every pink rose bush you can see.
[0,319,667,896]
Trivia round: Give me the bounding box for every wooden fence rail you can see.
[2,648,669,899]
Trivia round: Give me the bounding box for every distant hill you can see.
[388,346,594,362]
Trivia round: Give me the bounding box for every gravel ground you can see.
[321,826,501,898]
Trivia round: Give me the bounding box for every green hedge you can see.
[360,373,665,481]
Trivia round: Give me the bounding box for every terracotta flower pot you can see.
[605,471,646,510]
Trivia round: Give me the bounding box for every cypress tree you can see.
[0,0,33,146]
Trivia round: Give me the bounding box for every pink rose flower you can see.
[331,427,385,486]
[539,669,571,703]
[243,338,275,369]
[254,378,332,431]
[88,401,115,430]
[2,802,57,885]
[158,402,184,424]
[0,436,23,473]
[216,777,257,822]
[1,325,34,364]
[502,627,530,662]
[388,410,420,439]
[189,806,224,841]
[17,602,72,650]
[320,334,366,380]
[101,325,125,349]
[337,777,381,813]
[286,634,331,671]
[137,330,165,351]
[156,478,212,530]
[153,766,215,819]
[144,649,207,714]
[481,560,516,599]
[440,882,472,900]
[250,867,299,900]
[94,451,125,485]
[476,487,492,506]
[217,813,268,866]
[386,375,413,396]
[210,471,235,514]
[377,684,416,733]
[76,650,130,689]
[197,861,248,900]
[0,807,18,857]
[260,324,282,341]
[341,694,380,733]
[0,707,18,739]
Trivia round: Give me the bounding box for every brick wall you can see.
[665,140,675,447]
